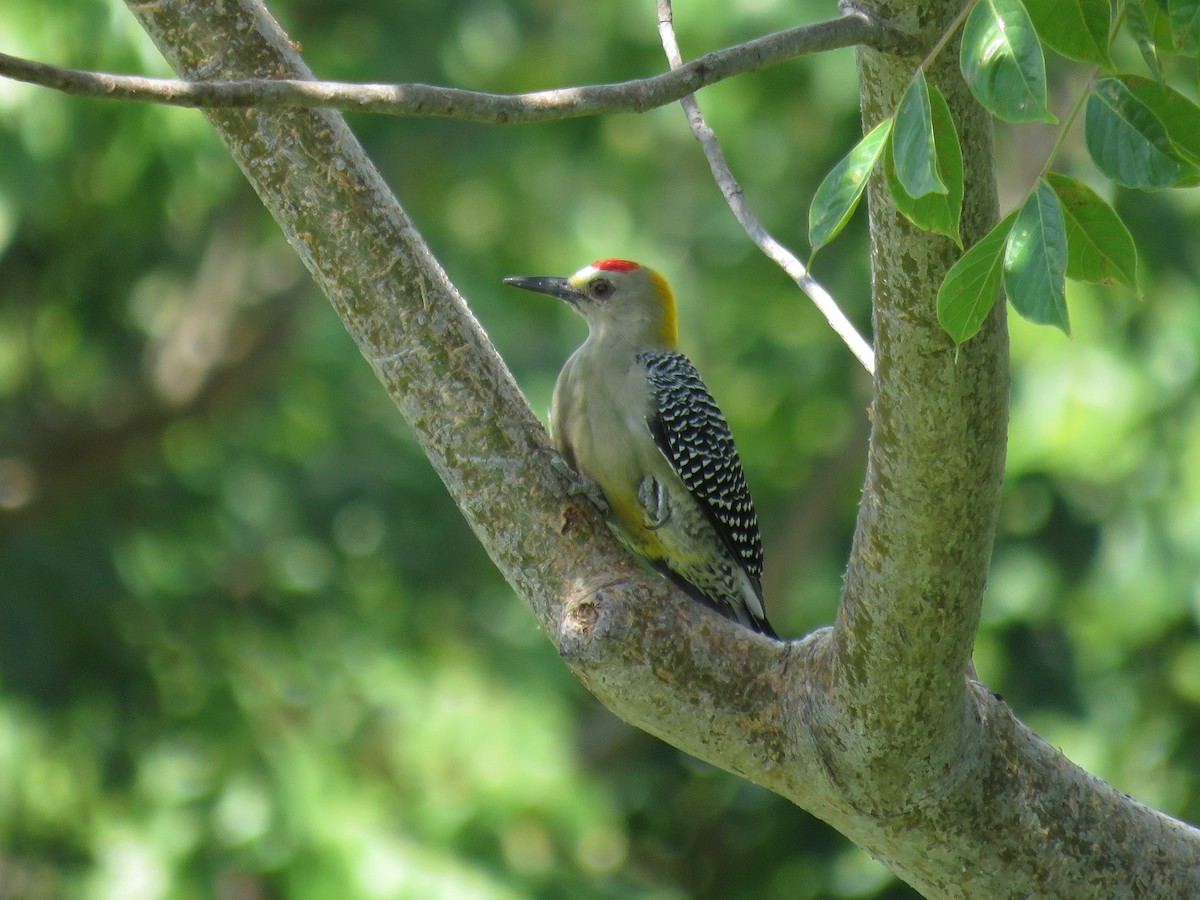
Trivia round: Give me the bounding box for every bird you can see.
[503,259,777,638]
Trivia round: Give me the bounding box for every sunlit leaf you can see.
[937,211,1017,344]
[888,83,964,245]
[960,0,1057,123]
[1085,76,1183,188]
[1045,172,1139,291]
[809,117,893,254]
[1027,0,1113,67]
[1005,180,1069,334]
[894,71,947,199]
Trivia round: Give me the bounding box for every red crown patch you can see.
[591,259,641,273]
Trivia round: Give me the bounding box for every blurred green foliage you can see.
[0,1,1197,897]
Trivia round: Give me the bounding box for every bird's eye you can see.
[590,279,613,299]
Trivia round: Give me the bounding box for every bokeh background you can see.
[2,1,1199,897]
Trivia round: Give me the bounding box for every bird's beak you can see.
[502,275,586,306]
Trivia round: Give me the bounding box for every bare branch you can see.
[0,13,893,124]
[655,2,875,374]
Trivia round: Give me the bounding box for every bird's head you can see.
[504,259,679,349]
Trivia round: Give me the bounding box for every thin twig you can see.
[916,0,979,72]
[0,14,892,124]
[655,2,876,374]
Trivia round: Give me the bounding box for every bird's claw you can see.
[549,451,610,516]
[638,475,670,529]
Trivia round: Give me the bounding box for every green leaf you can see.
[937,211,1017,344]
[894,72,947,199]
[1169,0,1200,52]
[887,83,964,246]
[1124,0,1164,82]
[960,0,1057,123]
[809,117,893,254]
[1027,0,1113,67]
[1005,179,1069,334]
[1124,76,1200,173]
[1085,76,1183,188]
[1044,172,1139,291]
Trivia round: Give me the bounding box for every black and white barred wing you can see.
[639,351,764,583]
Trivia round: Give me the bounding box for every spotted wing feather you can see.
[640,351,764,583]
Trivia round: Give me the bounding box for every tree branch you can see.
[832,0,1006,790]
[654,0,875,374]
[118,0,811,785]
[810,0,1200,893]
[0,12,895,124]
[119,0,1200,896]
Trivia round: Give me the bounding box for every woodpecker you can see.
[504,259,777,638]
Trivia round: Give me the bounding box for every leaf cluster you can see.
[809,0,1200,344]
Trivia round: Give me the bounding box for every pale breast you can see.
[550,348,666,507]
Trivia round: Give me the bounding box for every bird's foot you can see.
[638,475,670,529]
[549,451,611,516]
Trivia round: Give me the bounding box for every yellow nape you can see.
[646,268,679,348]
